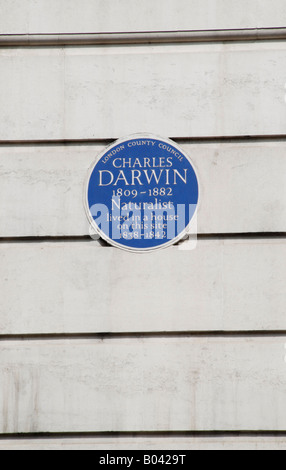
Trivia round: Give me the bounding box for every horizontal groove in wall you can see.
[0,236,94,244]
[0,233,285,244]
[1,331,286,342]
[1,431,286,440]
[1,28,286,46]
[1,134,286,147]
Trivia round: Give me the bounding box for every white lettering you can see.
[99,170,114,186]
[114,170,129,186]
[143,169,164,185]
[131,170,143,186]
[174,169,188,184]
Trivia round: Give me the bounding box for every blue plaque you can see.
[85,135,199,252]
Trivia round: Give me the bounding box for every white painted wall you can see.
[1,43,286,140]
[1,337,286,434]
[0,142,285,237]
[1,0,286,34]
[0,240,285,335]
[2,436,286,451]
